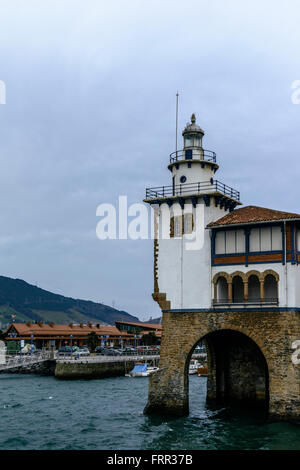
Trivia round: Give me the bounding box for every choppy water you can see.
[0,374,300,450]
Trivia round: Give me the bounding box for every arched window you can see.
[216,277,228,304]
[264,274,278,302]
[248,275,260,302]
[232,276,244,303]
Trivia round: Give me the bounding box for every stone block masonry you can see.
[144,310,300,421]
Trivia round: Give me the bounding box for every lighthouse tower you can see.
[144,114,241,311]
[143,114,300,420]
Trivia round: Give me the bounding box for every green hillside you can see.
[0,275,139,326]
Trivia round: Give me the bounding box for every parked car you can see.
[122,347,136,354]
[58,346,76,356]
[100,349,122,356]
[76,348,90,357]
[137,346,153,352]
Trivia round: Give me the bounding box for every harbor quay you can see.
[0,352,162,379]
[54,355,160,379]
[0,319,164,379]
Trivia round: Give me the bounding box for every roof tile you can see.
[207,205,300,228]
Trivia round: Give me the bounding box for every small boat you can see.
[127,363,159,377]
[189,359,200,375]
[197,366,208,377]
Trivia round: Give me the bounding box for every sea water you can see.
[0,374,299,450]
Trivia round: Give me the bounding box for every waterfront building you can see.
[4,320,162,349]
[143,114,300,421]
[115,320,162,340]
[5,322,130,349]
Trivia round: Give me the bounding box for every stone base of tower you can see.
[144,310,300,421]
[144,367,189,416]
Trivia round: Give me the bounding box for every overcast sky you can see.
[0,0,299,320]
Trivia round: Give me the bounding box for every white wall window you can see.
[174,216,182,237]
[215,231,226,254]
[215,230,245,254]
[171,214,194,238]
[184,213,193,234]
[249,226,282,252]
[297,229,300,251]
[271,226,282,250]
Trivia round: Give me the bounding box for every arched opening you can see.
[248,275,260,302]
[188,329,269,415]
[216,276,228,303]
[264,274,278,302]
[232,276,244,303]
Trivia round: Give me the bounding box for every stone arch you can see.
[212,272,231,284]
[232,275,244,303]
[245,270,264,282]
[186,326,270,408]
[215,277,228,303]
[144,310,298,419]
[262,269,279,282]
[213,272,231,304]
[248,273,261,302]
[263,271,279,302]
[230,271,247,282]
[189,326,267,362]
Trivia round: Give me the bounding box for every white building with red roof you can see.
[144,115,300,312]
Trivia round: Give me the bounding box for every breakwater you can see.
[55,354,160,379]
[55,359,136,379]
[0,359,56,376]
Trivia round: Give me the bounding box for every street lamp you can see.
[70,334,73,358]
[19,336,23,357]
[134,334,137,349]
[30,334,34,356]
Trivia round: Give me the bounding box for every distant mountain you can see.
[145,317,162,324]
[0,275,139,327]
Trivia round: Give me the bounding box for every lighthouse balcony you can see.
[145,180,240,202]
[169,148,216,164]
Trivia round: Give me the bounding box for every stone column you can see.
[260,279,264,302]
[244,281,248,302]
[228,282,233,303]
[213,282,217,303]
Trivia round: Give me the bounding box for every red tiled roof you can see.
[114,320,162,330]
[139,330,162,337]
[5,323,126,337]
[207,206,300,228]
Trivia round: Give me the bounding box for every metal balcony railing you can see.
[145,180,240,201]
[169,148,217,164]
[213,298,279,306]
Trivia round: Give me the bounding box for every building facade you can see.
[5,320,162,350]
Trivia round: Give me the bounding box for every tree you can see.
[87,332,98,352]
[141,331,159,346]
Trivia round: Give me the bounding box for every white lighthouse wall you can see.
[171,162,215,186]
[156,200,228,309]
